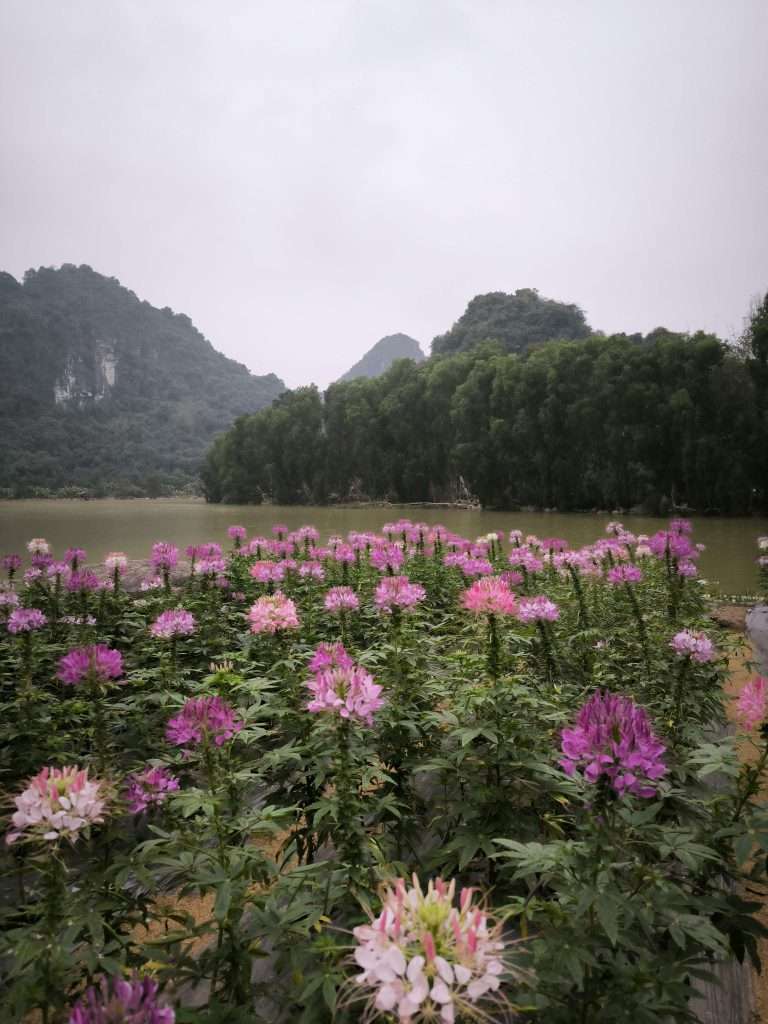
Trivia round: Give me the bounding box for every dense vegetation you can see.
[2,518,768,1022]
[339,333,424,382]
[203,296,768,513]
[0,265,284,497]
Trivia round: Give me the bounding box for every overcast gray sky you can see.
[1,1,766,388]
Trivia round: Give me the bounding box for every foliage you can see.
[1,518,768,1022]
[204,327,767,514]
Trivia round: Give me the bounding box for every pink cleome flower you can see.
[150,609,197,639]
[27,538,50,556]
[165,696,243,749]
[7,765,107,845]
[248,592,300,634]
[104,552,128,572]
[353,875,506,1023]
[2,553,22,573]
[606,564,643,585]
[298,560,325,580]
[228,525,247,540]
[309,642,354,674]
[374,575,426,614]
[150,542,179,571]
[461,577,518,616]
[249,560,286,583]
[7,607,47,633]
[324,586,360,613]
[68,973,175,1024]
[124,766,180,814]
[307,664,385,726]
[57,645,124,686]
[736,676,768,732]
[560,691,668,798]
[516,596,560,624]
[670,629,716,663]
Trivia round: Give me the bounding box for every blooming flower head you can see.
[68,973,175,1024]
[736,676,768,732]
[58,645,124,687]
[7,765,107,845]
[676,559,698,578]
[65,547,87,567]
[228,525,247,542]
[150,609,197,639]
[333,542,356,564]
[67,570,102,593]
[272,523,289,537]
[151,542,179,571]
[560,691,668,798]
[370,544,405,573]
[352,875,507,1023]
[670,629,716,663]
[461,578,518,616]
[248,593,300,634]
[27,538,50,556]
[669,518,692,535]
[2,553,22,575]
[606,564,643,585]
[299,560,325,580]
[7,607,47,633]
[324,586,360,613]
[104,552,128,572]
[249,559,286,583]
[140,575,164,591]
[374,575,426,614]
[309,642,355,674]
[516,596,560,624]
[307,664,385,725]
[124,766,180,814]
[0,590,20,610]
[166,696,243,749]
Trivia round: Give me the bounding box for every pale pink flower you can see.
[516,596,560,624]
[248,592,300,634]
[309,642,354,673]
[104,552,128,572]
[249,560,286,583]
[7,607,47,633]
[26,538,50,556]
[298,560,325,580]
[352,875,507,1023]
[307,664,385,725]
[150,609,196,639]
[606,564,643,585]
[324,586,360,613]
[736,676,768,731]
[670,629,715,663]
[7,765,107,845]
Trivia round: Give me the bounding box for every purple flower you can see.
[150,609,197,639]
[516,596,560,623]
[124,766,180,813]
[560,691,668,798]
[151,542,179,571]
[64,547,87,567]
[57,645,124,686]
[2,554,22,575]
[228,525,247,540]
[66,570,101,593]
[606,564,643,585]
[7,607,47,633]
[68,973,174,1024]
[670,629,716,663]
[166,696,243,749]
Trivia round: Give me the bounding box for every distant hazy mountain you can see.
[339,333,424,382]
[0,264,285,496]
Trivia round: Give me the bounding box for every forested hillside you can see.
[0,265,284,496]
[203,297,768,514]
[339,333,424,382]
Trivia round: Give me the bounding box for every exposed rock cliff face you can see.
[0,264,285,493]
[339,333,424,382]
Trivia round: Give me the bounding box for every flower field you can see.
[1,520,768,1023]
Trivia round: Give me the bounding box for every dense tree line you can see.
[202,305,768,514]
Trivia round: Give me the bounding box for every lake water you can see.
[0,499,765,595]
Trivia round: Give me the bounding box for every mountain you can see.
[0,265,284,497]
[339,333,424,382]
[431,288,591,356]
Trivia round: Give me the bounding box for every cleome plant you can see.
[1,520,768,1022]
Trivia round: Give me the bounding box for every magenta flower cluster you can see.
[606,564,643,585]
[374,575,426,614]
[57,645,124,686]
[166,696,243,749]
[736,676,768,732]
[7,607,47,633]
[124,766,180,814]
[560,691,668,798]
[324,586,360,613]
[461,577,518,616]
